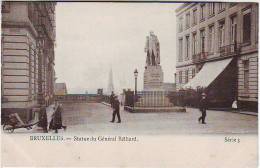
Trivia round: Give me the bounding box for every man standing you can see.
[38,107,48,133]
[198,93,207,124]
[110,91,115,108]
[110,95,121,123]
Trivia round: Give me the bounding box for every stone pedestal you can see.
[143,65,163,91]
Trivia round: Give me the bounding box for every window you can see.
[192,9,197,25]
[179,38,183,62]
[179,71,182,84]
[230,15,237,44]
[208,25,214,53]
[192,32,197,56]
[208,3,215,16]
[29,45,32,101]
[200,3,206,21]
[200,29,205,53]
[218,20,225,47]
[192,68,196,78]
[243,8,251,43]
[243,60,249,91]
[185,35,190,60]
[218,3,225,12]
[186,13,190,28]
[185,70,189,83]
[179,17,183,32]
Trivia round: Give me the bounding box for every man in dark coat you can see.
[110,91,115,108]
[198,93,207,124]
[38,107,48,133]
[50,103,67,133]
[110,95,121,123]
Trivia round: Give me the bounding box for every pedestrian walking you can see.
[198,92,207,124]
[110,95,121,123]
[110,91,115,108]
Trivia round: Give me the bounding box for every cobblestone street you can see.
[62,102,257,134]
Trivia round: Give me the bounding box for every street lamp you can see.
[133,69,138,110]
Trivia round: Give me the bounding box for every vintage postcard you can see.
[1,1,258,167]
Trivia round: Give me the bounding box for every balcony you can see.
[192,52,208,63]
[192,43,241,64]
[219,43,241,57]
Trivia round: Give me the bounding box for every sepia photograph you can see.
[1,1,258,167]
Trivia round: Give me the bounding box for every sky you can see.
[55,2,180,94]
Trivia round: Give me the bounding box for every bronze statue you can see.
[144,31,160,66]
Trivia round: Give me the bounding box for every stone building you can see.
[1,2,56,121]
[175,3,258,110]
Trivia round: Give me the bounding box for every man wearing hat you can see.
[110,95,121,123]
[198,92,207,124]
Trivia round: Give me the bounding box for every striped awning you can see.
[183,58,233,89]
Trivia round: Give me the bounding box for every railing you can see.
[192,52,208,63]
[55,94,103,103]
[192,43,241,64]
[219,43,241,57]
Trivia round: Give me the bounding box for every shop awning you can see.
[183,58,233,89]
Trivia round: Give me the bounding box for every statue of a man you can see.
[144,31,160,66]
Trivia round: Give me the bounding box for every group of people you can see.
[38,102,67,133]
[109,92,121,123]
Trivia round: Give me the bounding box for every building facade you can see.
[175,3,258,110]
[1,2,56,121]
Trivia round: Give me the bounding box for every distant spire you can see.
[107,68,114,94]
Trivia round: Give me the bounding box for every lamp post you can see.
[134,69,138,95]
[134,69,138,107]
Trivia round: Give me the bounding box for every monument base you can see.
[144,65,163,91]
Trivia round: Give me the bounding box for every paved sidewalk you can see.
[3,102,257,134]
[62,102,257,134]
